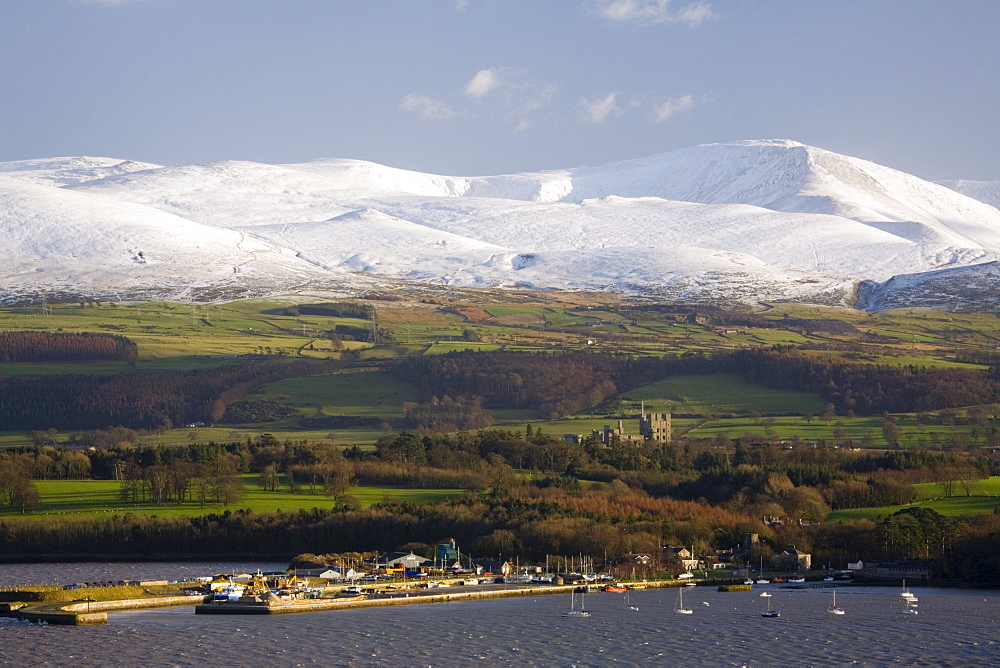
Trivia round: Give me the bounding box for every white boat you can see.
[759,591,771,598]
[744,579,754,585]
[789,577,805,583]
[211,580,245,601]
[623,589,639,612]
[828,589,845,615]
[674,586,693,614]
[564,590,591,617]
[900,579,917,601]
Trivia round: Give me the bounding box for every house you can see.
[664,545,699,571]
[610,553,651,567]
[774,546,811,572]
[472,559,512,576]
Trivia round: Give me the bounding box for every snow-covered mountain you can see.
[937,180,1000,211]
[1,140,998,308]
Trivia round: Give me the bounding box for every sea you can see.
[1,562,998,666]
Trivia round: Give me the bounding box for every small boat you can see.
[759,591,771,598]
[685,582,697,587]
[789,577,805,583]
[744,579,754,586]
[761,597,780,618]
[823,576,834,582]
[623,589,639,611]
[828,589,845,615]
[674,586,693,614]
[604,584,627,593]
[900,579,917,601]
[564,590,591,617]
[756,579,770,584]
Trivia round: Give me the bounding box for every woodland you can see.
[0,298,999,582]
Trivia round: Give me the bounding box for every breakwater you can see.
[16,595,205,625]
[195,578,689,616]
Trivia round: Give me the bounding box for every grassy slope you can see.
[826,476,1000,520]
[3,298,1000,450]
[2,476,466,520]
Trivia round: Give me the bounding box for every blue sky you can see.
[1,0,997,180]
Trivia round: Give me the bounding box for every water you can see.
[0,560,289,588]
[2,566,998,666]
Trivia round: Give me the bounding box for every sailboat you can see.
[900,579,918,603]
[828,589,845,615]
[623,589,639,612]
[756,556,769,584]
[674,586,693,614]
[761,595,780,618]
[563,589,591,617]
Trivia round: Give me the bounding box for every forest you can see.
[392,348,1000,419]
[2,298,1000,583]
[0,358,342,430]
[0,331,137,362]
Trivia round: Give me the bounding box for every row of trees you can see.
[390,348,1000,421]
[0,358,343,431]
[0,331,137,362]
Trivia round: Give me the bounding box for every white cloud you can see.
[400,94,456,120]
[582,92,620,123]
[465,67,555,130]
[590,0,716,26]
[455,0,470,12]
[651,94,695,123]
[465,69,501,99]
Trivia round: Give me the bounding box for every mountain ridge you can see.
[0,140,997,309]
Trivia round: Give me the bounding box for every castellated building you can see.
[568,413,672,445]
[639,412,671,442]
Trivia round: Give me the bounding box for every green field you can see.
[4,297,1000,451]
[826,477,1000,520]
[622,374,828,415]
[1,477,467,520]
[827,495,1000,520]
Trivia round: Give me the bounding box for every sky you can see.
[1,0,998,180]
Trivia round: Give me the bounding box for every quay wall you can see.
[19,595,206,626]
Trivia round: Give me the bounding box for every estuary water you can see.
[1,563,998,666]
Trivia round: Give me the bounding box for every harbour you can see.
[2,578,997,666]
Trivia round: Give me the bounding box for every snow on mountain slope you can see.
[0,177,342,301]
[1,140,998,307]
[249,208,506,281]
[0,156,163,187]
[938,180,1000,211]
[858,261,1000,311]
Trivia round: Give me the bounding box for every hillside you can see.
[1,140,998,307]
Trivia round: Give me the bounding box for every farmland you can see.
[2,296,1000,449]
[0,476,467,520]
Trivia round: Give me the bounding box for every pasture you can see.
[1,477,467,520]
[623,374,829,416]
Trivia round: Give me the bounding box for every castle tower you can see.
[639,412,671,442]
